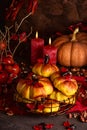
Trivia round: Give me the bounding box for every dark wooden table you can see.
[0,111,87,130]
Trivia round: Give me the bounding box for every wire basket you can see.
[14,90,76,116]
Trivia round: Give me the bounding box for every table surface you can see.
[0,111,87,130]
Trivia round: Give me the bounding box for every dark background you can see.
[15,0,87,38]
[1,0,87,65]
[1,0,87,37]
[0,0,12,31]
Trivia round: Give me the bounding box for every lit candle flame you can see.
[49,37,51,45]
[36,31,38,38]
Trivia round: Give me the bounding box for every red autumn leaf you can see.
[5,0,24,21]
[33,125,42,130]
[68,25,75,32]
[45,123,54,129]
[63,121,70,128]
[27,0,38,14]
[31,0,38,14]
[67,100,87,113]
[10,0,24,21]
[63,120,76,130]
[67,128,73,130]
[26,103,35,110]
[71,76,85,82]
[60,67,68,73]
[5,0,15,20]
[33,122,54,130]
[19,32,27,42]
[68,22,87,33]
[27,0,33,13]
[38,104,44,111]
[64,75,85,83]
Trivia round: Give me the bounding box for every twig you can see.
[12,26,32,57]
[5,26,13,55]
[26,26,32,39]
[0,30,5,40]
[15,12,32,33]
[0,11,33,60]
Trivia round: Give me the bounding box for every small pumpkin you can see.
[32,55,59,77]
[52,28,87,67]
[50,71,60,82]
[15,74,53,102]
[36,99,60,113]
[51,76,78,96]
[49,90,76,104]
[42,100,60,113]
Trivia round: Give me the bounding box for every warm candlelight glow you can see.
[36,31,38,38]
[49,37,51,45]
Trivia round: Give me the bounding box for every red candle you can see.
[31,32,44,65]
[43,38,57,64]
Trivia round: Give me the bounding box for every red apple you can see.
[7,73,18,84]
[2,55,14,65]
[5,63,20,74]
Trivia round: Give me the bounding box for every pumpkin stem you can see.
[71,27,79,41]
[44,54,50,64]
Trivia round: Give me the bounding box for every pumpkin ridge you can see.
[56,28,87,66]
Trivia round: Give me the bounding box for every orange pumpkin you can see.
[15,74,53,102]
[42,100,60,113]
[51,76,78,96]
[32,55,59,77]
[50,71,60,82]
[52,28,87,67]
[49,90,76,104]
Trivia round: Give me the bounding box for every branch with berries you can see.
[0,2,38,84]
[0,11,32,58]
